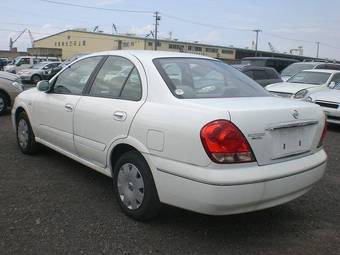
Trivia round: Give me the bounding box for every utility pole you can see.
[154,11,161,50]
[316,42,320,59]
[253,29,262,56]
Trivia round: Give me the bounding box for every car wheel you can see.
[31,74,41,84]
[0,92,8,115]
[113,151,161,221]
[16,111,39,154]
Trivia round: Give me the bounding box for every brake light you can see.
[200,120,255,164]
[318,118,327,147]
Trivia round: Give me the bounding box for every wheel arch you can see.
[107,137,151,176]
[13,104,32,130]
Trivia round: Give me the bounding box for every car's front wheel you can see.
[113,151,161,221]
[31,74,41,84]
[0,91,8,115]
[16,111,39,154]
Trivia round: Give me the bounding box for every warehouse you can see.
[33,29,313,62]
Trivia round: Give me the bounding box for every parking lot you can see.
[0,108,339,254]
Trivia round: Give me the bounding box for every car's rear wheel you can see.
[0,92,8,115]
[113,151,161,221]
[16,111,39,154]
[31,74,41,84]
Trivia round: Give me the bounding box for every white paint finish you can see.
[11,50,328,216]
[146,129,164,152]
[266,69,340,98]
[34,92,81,154]
[73,96,144,167]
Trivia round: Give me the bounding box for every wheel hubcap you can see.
[33,76,40,83]
[117,163,144,210]
[17,119,29,149]
[0,97,5,111]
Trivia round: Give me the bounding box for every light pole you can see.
[253,29,262,56]
[316,42,320,59]
[154,11,161,50]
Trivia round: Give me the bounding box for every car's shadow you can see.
[38,145,310,236]
[328,123,340,132]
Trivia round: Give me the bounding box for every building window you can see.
[131,42,135,46]
[54,42,57,47]
[206,48,218,53]
[169,44,183,50]
[122,42,129,47]
[157,41,161,47]
[148,41,153,47]
[222,49,233,54]
[82,40,86,46]
[62,42,64,46]
[188,46,202,52]
[69,41,73,46]
[74,41,77,46]
[58,42,60,47]
[65,42,68,46]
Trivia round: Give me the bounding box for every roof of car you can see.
[302,69,340,74]
[87,50,213,60]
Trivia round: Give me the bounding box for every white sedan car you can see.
[266,69,340,99]
[12,51,327,220]
[308,82,340,124]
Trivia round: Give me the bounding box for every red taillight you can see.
[200,120,255,164]
[318,118,327,147]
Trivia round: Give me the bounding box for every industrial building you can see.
[33,29,314,62]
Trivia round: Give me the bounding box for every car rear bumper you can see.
[146,149,327,215]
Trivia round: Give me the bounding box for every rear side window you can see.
[154,58,270,99]
[265,69,279,79]
[252,70,268,80]
[90,56,142,101]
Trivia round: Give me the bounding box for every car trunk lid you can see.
[185,97,324,166]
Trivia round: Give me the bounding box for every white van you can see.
[4,56,60,74]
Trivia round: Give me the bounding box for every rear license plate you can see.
[272,127,309,159]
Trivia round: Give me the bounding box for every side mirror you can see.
[329,81,336,89]
[37,80,51,92]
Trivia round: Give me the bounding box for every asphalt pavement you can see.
[0,112,339,255]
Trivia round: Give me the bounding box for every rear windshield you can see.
[153,58,270,99]
[281,63,316,76]
[287,71,330,85]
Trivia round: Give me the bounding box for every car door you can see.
[73,55,146,167]
[33,56,103,154]
[16,57,32,72]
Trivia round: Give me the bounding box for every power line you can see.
[40,0,153,14]
[160,13,252,32]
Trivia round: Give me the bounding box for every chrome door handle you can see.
[64,103,73,112]
[113,111,127,121]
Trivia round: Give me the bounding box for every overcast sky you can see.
[1,0,340,59]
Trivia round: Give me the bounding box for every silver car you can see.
[0,71,23,115]
[17,62,61,84]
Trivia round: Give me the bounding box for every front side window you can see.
[287,71,331,85]
[53,56,102,95]
[90,56,142,100]
[154,58,270,99]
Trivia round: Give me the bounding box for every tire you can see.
[31,74,41,84]
[16,111,39,154]
[113,151,161,221]
[0,92,8,115]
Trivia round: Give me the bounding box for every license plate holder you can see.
[272,127,309,159]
